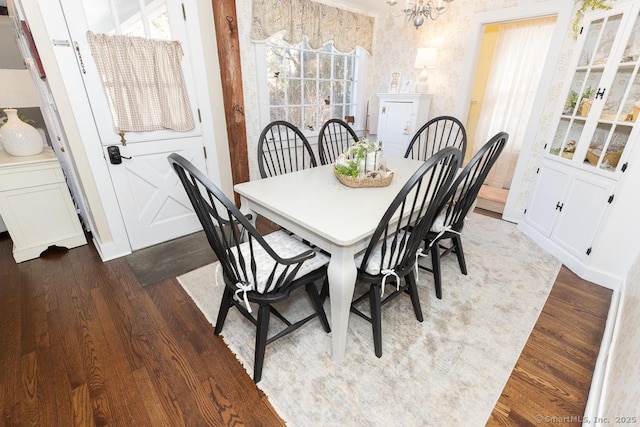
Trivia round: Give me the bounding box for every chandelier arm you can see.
[388,0,453,28]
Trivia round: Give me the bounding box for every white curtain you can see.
[86,31,195,133]
[474,17,556,189]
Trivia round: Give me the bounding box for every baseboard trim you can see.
[92,235,131,261]
[583,287,622,423]
[517,221,622,291]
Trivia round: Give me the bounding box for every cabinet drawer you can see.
[0,164,64,191]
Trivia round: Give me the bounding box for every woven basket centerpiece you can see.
[333,138,393,188]
[334,164,394,188]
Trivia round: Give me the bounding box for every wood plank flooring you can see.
[0,211,612,426]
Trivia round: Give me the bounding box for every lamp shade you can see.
[414,47,437,69]
[0,69,42,109]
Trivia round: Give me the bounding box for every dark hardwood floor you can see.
[0,210,612,426]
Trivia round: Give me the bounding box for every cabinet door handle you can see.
[596,87,606,99]
[381,106,386,114]
[555,202,564,212]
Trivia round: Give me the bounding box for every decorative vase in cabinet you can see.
[0,108,44,157]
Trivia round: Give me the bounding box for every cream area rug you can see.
[177,213,561,426]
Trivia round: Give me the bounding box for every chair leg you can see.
[319,276,329,303]
[369,284,383,358]
[452,234,467,275]
[430,241,443,299]
[254,305,271,383]
[214,286,234,335]
[306,283,331,333]
[405,272,423,322]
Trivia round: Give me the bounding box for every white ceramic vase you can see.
[0,108,44,157]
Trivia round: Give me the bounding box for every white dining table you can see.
[234,156,424,361]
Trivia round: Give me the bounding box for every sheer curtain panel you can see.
[473,17,555,189]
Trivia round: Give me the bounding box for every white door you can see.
[60,0,205,250]
[378,101,413,158]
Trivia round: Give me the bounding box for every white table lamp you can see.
[414,47,437,93]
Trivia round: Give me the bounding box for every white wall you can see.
[0,15,25,68]
[597,252,640,421]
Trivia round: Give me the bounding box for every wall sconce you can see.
[414,47,437,93]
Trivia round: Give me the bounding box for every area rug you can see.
[177,213,560,426]
[126,231,216,286]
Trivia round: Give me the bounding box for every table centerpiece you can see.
[333,138,393,188]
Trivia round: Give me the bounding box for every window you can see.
[261,33,366,134]
[83,0,171,39]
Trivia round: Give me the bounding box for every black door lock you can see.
[107,145,131,164]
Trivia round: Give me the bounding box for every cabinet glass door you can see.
[549,14,623,161]
[584,10,640,171]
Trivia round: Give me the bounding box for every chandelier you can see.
[387,0,455,29]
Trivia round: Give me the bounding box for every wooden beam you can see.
[211,0,249,206]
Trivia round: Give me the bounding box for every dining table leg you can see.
[327,245,357,362]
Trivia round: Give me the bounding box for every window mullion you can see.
[264,34,366,133]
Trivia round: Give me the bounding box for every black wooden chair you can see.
[351,147,461,357]
[318,118,359,165]
[404,116,467,161]
[258,120,317,178]
[168,153,330,383]
[422,132,508,299]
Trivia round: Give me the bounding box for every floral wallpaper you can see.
[236,0,261,180]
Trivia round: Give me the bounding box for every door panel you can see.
[61,0,201,146]
[524,163,568,237]
[59,0,208,249]
[552,173,613,259]
[106,138,204,250]
[377,101,413,158]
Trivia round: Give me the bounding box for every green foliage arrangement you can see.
[334,138,378,178]
[573,0,611,39]
[565,87,595,112]
[0,113,34,127]
[334,161,360,178]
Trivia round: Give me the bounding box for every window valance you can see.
[250,0,374,54]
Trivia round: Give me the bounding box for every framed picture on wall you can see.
[388,72,400,93]
[20,20,46,79]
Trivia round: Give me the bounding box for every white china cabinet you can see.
[519,1,640,289]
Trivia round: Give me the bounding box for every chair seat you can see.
[354,230,409,276]
[232,230,330,293]
[430,211,447,233]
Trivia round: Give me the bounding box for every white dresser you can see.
[376,93,432,158]
[0,147,86,262]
